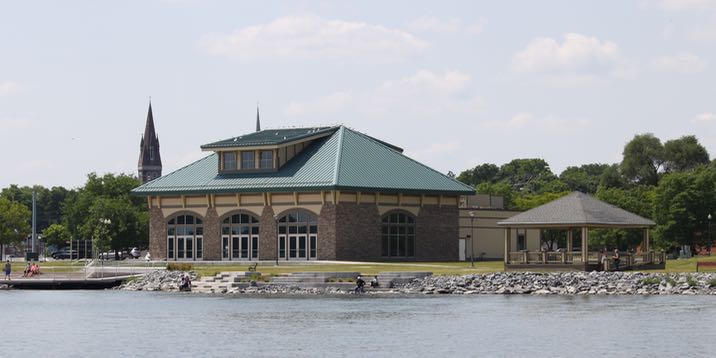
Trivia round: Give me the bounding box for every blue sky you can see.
[1,0,715,188]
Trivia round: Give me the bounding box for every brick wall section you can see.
[202,208,220,260]
[318,203,337,260]
[416,205,459,261]
[334,203,381,261]
[149,207,167,260]
[259,206,277,260]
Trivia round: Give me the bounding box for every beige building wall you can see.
[459,208,540,260]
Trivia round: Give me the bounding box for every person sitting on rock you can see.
[23,262,31,277]
[179,275,190,291]
[370,275,379,288]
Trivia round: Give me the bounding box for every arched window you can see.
[277,209,318,260]
[167,214,203,260]
[381,212,415,258]
[221,212,260,260]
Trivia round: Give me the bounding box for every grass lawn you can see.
[189,261,505,278]
[5,255,713,278]
[658,255,716,273]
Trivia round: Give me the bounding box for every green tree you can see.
[0,197,32,256]
[598,164,626,190]
[42,223,70,247]
[495,158,556,193]
[62,173,148,251]
[663,135,710,172]
[456,163,499,187]
[620,133,664,186]
[593,186,656,250]
[652,166,716,251]
[559,164,611,194]
[0,184,72,233]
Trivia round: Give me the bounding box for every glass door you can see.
[278,235,286,259]
[288,235,308,260]
[222,236,230,260]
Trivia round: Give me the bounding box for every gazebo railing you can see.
[507,251,664,267]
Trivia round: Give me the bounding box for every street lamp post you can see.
[98,218,111,278]
[469,211,475,268]
[708,213,712,257]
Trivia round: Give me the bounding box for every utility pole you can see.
[32,189,37,255]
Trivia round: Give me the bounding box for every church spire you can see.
[138,99,162,183]
[256,104,261,132]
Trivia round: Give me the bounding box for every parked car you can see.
[99,251,128,260]
[130,247,141,259]
[52,249,78,260]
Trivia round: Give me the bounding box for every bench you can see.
[248,262,258,272]
[696,261,716,272]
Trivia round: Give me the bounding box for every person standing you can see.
[355,275,365,294]
[613,249,620,271]
[4,260,11,281]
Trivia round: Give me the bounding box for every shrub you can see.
[708,279,716,287]
[640,277,661,285]
[686,276,699,288]
[166,263,192,271]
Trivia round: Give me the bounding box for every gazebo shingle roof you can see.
[498,192,655,228]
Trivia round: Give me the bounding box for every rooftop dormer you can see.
[201,126,340,173]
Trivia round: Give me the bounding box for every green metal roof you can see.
[200,126,337,149]
[133,126,475,196]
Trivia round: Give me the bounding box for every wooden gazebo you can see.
[497,192,665,271]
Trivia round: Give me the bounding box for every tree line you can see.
[0,173,147,256]
[456,134,716,253]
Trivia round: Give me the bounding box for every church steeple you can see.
[138,100,162,183]
[256,105,261,132]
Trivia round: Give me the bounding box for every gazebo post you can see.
[504,228,511,265]
[567,229,573,252]
[581,227,588,264]
[643,228,651,263]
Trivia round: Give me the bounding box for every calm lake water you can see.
[1,290,714,357]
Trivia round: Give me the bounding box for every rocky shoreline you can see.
[118,271,716,295]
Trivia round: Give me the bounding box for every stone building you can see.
[132,125,475,261]
[137,102,162,184]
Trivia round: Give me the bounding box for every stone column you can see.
[503,228,511,264]
[259,206,277,261]
[149,207,167,260]
[202,208,221,260]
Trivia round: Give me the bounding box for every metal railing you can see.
[507,251,665,268]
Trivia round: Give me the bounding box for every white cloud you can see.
[406,16,486,34]
[200,14,429,61]
[512,33,633,82]
[691,112,716,123]
[481,112,591,132]
[652,53,706,73]
[285,70,479,117]
[641,0,716,11]
[0,82,19,95]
